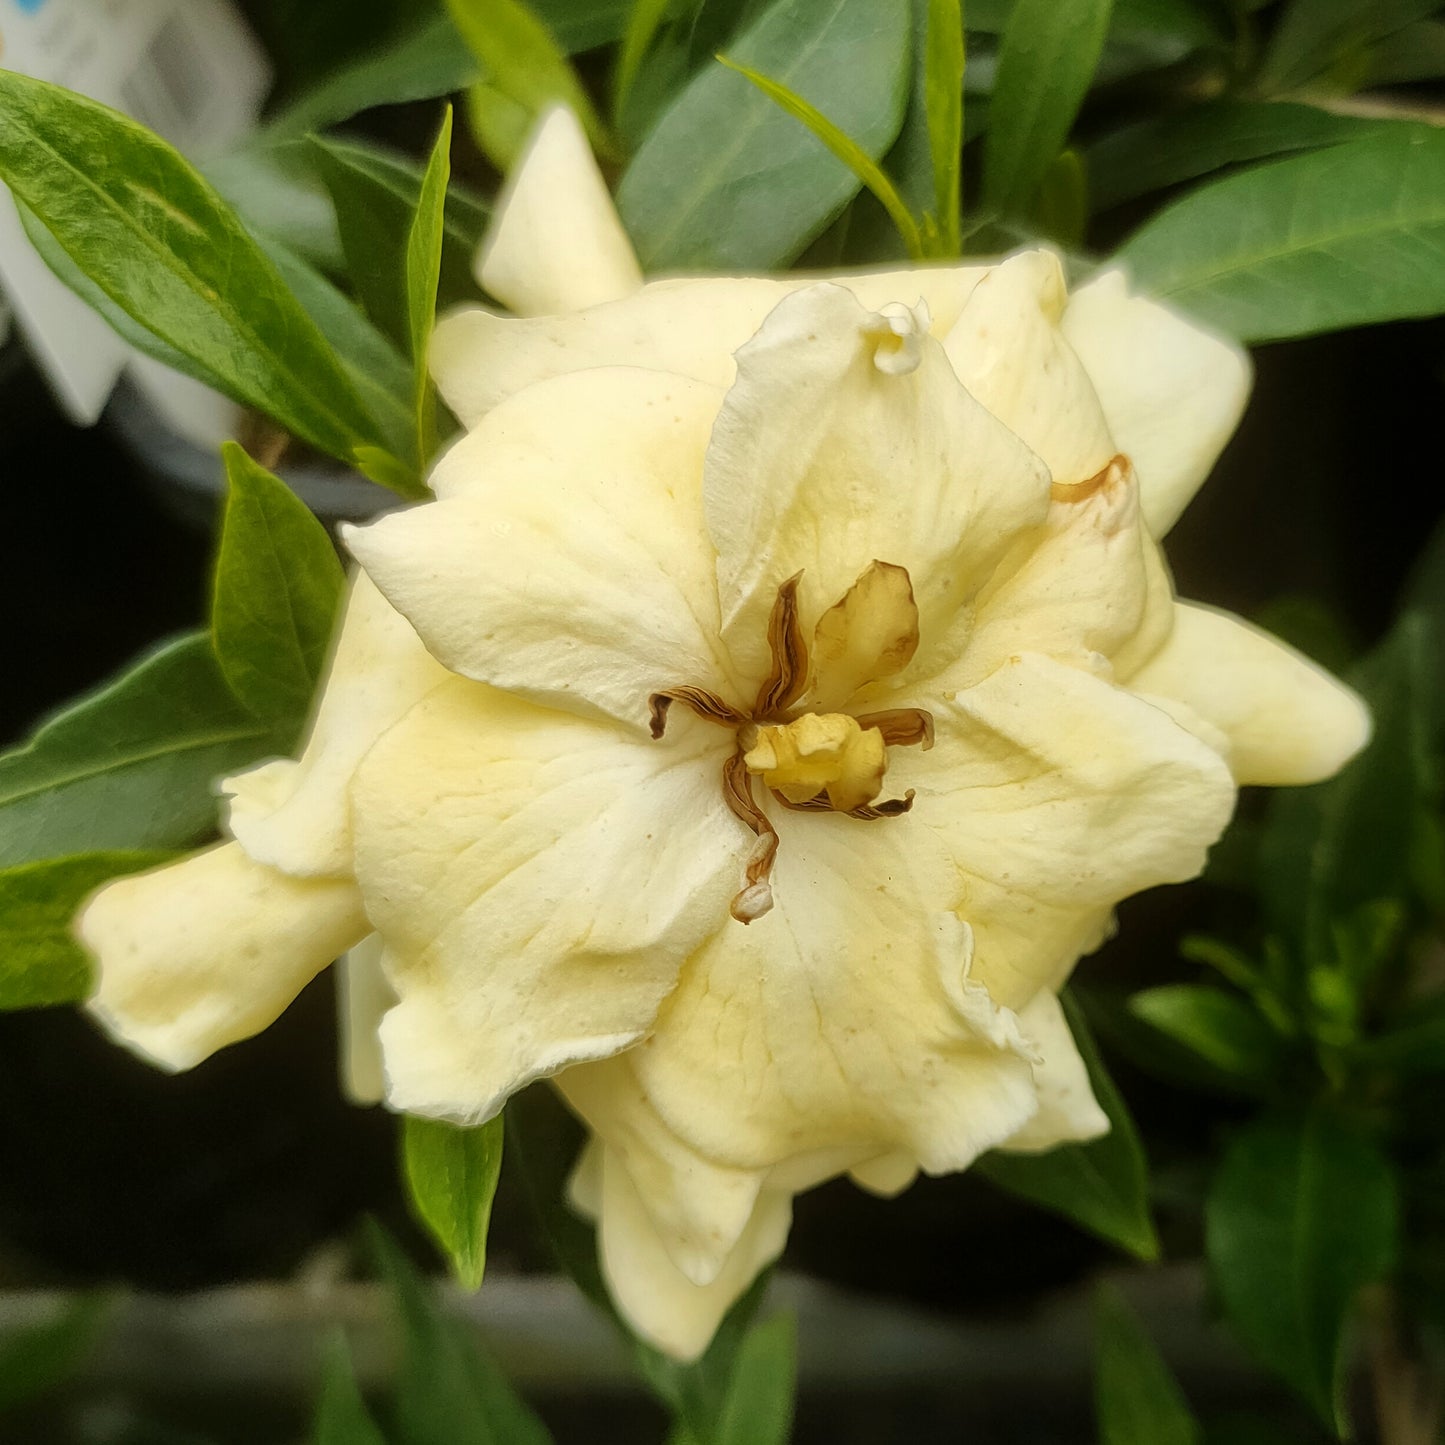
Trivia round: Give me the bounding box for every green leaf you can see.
[1256,0,1442,95]
[1129,985,1288,1086]
[1094,1285,1201,1445]
[446,0,615,167]
[716,55,924,258]
[0,1295,110,1412]
[406,107,454,471]
[403,1114,505,1292]
[1356,995,1445,1075]
[975,993,1159,1261]
[617,0,911,270]
[980,0,1114,219]
[1087,101,1394,213]
[614,0,675,132]
[712,1314,797,1445]
[924,0,964,253]
[1118,129,1445,343]
[310,134,488,349]
[312,1332,387,1445]
[1259,613,1437,968]
[266,17,478,138]
[370,1224,553,1445]
[1206,1107,1398,1433]
[0,635,278,869]
[211,444,345,730]
[0,71,391,471]
[0,851,172,1010]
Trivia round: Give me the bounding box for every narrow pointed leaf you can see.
[981,0,1114,218]
[0,635,278,868]
[312,1333,387,1445]
[717,55,923,258]
[1094,1285,1201,1445]
[615,0,674,131]
[0,71,390,468]
[925,0,964,252]
[1129,985,1288,1086]
[976,993,1159,1260]
[1206,1107,1398,1433]
[211,444,346,730]
[1120,130,1445,342]
[617,0,911,269]
[713,1314,797,1445]
[403,1114,505,1292]
[405,107,453,470]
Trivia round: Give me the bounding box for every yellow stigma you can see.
[742,713,887,814]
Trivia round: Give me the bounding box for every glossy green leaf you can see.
[1129,985,1288,1086]
[976,993,1159,1260]
[1256,0,1441,95]
[403,1114,504,1292]
[406,107,453,469]
[1206,1108,1398,1433]
[446,0,614,167]
[617,0,911,269]
[0,635,277,869]
[312,1332,387,1445]
[981,0,1113,218]
[310,134,487,350]
[211,444,345,729]
[712,1314,797,1445]
[1094,1285,1201,1445]
[1087,101,1397,213]
[0,1295,110,1412]
[0,851,171,1010]
[1259,613,1437,966]
[1119,130,1445,342]
[0,71,389,469]
[371,1224,553,1445]
[925,0,964,252]
[717,55,924,257]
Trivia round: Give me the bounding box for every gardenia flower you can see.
[79,109,1369,1361]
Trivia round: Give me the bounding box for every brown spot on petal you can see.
[1050,453,1130,504]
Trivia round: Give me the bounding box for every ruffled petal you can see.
[1061,268,1251,538]
[223,573,449,878]
[578,1138,792,1362]
[349,368,739,732]
[998,991,1109,1152]
[557,1059,768,1287]
[431,264,991,430]
[704,282,1050,687]
[1125,602,1371,785]
[893,655,1235,1004]
[476,107,641,317]
[350,679,739,1124]
[943,457,1154,689]
[632,822,1042,1176]
[942,251,1116,486]
[79,842,367,1071]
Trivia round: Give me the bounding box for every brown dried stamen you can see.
[722,750,779,923]
[650,566,933,924]
[649,686,745,739]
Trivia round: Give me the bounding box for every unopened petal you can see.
[351,679,737,1124]
[1126,602,1371,785]
[1061,268,1251,538]
[350,368,737,732]
[80,842,367,1072]
[477,107,641,317]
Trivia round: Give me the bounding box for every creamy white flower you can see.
[78,107,1370,1363]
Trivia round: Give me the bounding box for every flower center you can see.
[648,564,933,925]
